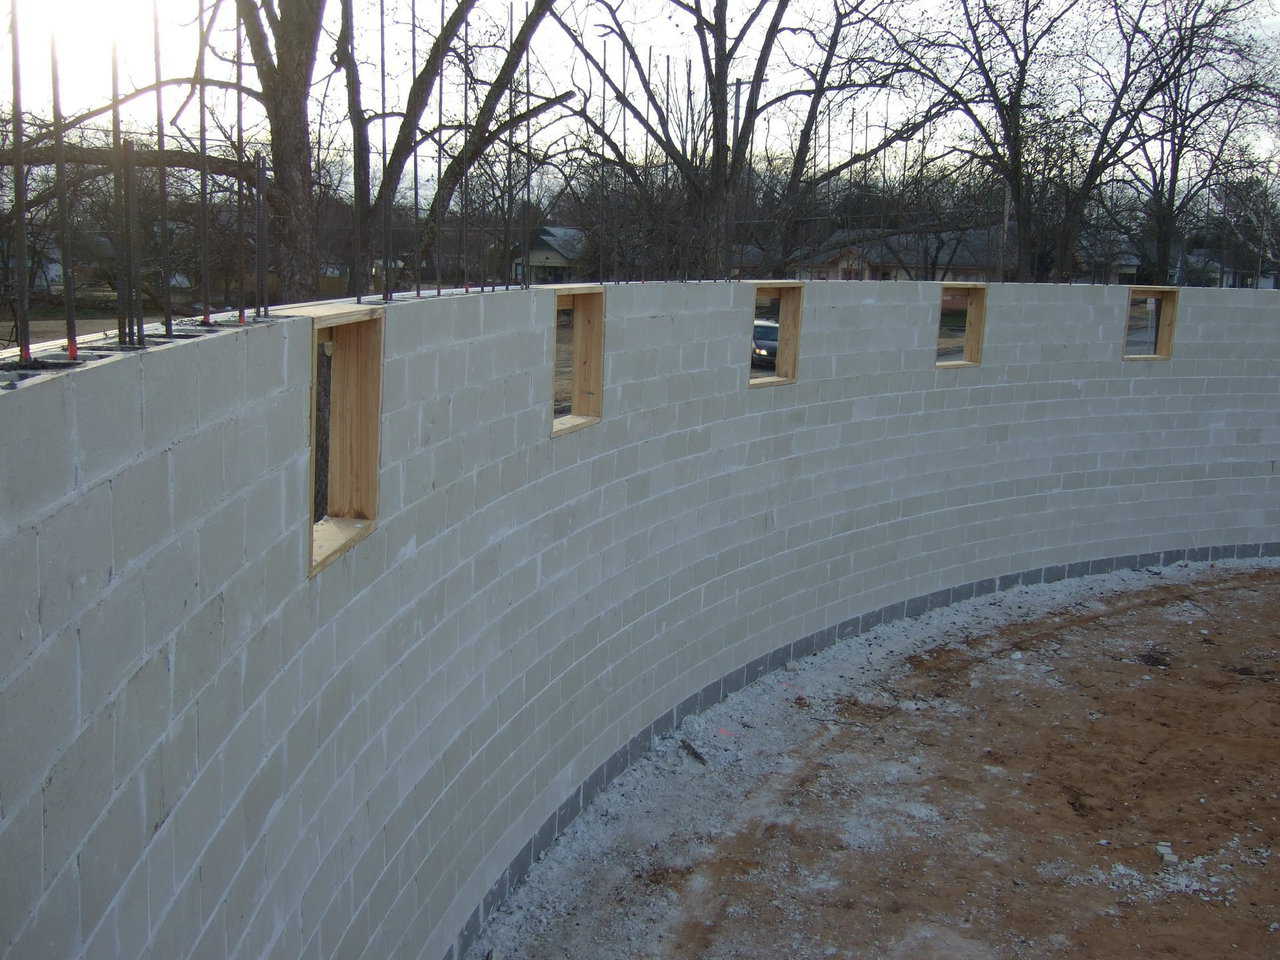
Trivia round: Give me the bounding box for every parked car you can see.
[751,319,779,369]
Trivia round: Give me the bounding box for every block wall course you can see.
[0,286,1276,960]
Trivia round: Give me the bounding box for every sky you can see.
[8,0,186,117]
[7,0,1276,187]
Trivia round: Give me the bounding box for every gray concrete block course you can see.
[2,285,1277,960]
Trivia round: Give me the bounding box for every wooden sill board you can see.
[311,516,375,575]
[748,375,796,388]
[551,414,600,438]
[935,360,981,369]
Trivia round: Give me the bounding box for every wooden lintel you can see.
[287,301,386,329]
[543,283,606,296]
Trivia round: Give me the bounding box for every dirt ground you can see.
[472,565,1279,960]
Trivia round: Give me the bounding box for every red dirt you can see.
[660,571,1280,959]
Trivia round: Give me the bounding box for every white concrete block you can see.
[0,376,74,537]
[78,571,146,719]
[78,774,145,940]
[0,795,43,947]
[44,507,123,691]
[0,525,41,683]
[6,855,79,960]
[196,330,248,427]
[113,648,171,786]
[41,705,114,886]
[71,354,144,489]
[141,341,201,451]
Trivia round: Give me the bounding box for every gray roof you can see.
[535,226,587,262]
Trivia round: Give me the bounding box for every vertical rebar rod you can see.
[236,14,246,322]
[642,45,651,284]
[733,79,741,282]
[380,0,392,301]
[521,0,530,289]
[124,140,143,345]
[51,37,76,358]
[348,0,362,303]
[411,0,421,296]
[9,0,28,361]
[198,0,211,324]
[664,55,670,194]
[620,38,628,281]
[684,58,692,281]
[505,2,513,290]
[461,15,470,291]
[154,0,172,335]
[598,42,606,283]
[256,153,268,316]
[112,43,127,342]
[436,0,444,295]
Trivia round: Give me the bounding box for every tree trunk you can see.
[236,0,327,303]
[336,0,371,298]
[267,105,319,302]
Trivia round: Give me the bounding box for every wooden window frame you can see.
[935,283,987,368]
[300,303,384,575]
[550,284,605,437]
[747,281,803,388]
[1123,286,1178,360]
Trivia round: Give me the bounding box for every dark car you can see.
[751,319,779,369]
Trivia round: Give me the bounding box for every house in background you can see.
[513,226,587,284]
[791,224,1156,285]
[1181,249,1278,289]
[790,227,999,282]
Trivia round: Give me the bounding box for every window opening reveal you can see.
[936,285,986,366]
[748,283,802,386]
[1125,288,1177,359]
[551,287,605,437]
[309,306,383,574]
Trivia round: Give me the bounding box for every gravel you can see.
[464,557,1279,960]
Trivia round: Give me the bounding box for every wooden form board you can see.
[1126,286,1178,359]
[545,283,605,297]
[309,309,384,574]
[749,284,803,387]
[937,283,986,367]
[552,289,605,435]
[285,300,385,329]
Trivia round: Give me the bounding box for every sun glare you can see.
[8,0,194,116]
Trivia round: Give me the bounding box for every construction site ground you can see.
[468,561,1280,960]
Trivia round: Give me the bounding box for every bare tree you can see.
[552,0,889,278]
[233,0,329,299]
[332,0,572,294]
[886,0,1212,280]
[1117,0,1276,282]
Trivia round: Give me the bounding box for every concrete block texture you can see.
[0,283,1276,960]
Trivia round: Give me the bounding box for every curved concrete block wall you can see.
[1,282,1277,960]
